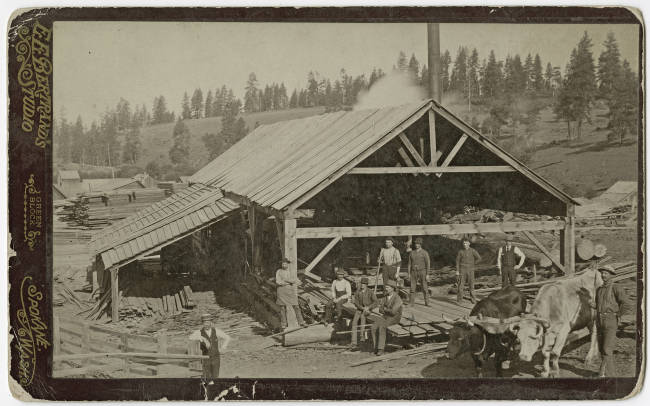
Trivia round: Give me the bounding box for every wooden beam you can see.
[348,166,516,174]
[398,133,427,167]
[561,204,576,274]
[521,230,566,274]
[440,134,468,168]
[274,217,284,255]
[110,267,119,323]
[428,110,437,166]
[284,219,298,278]
[224,191,289,220]
[304,236,342,275]
[295,221,566,239]
[397,147,415,167]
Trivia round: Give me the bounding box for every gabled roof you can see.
[80,178,144,193]
[91,184,238,269]
[191,99,577,210]
[57,170,80,181]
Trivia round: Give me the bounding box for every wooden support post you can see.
[156,332,169,376]
[561,204,576,274]
[398,133,427,167]
[120,333,130,374]
[53,315,61,356]
[437,134,468,177]
[110,267,119,323]
[303,235,342,280]
[275,217,285,255]
[284,219,298,278]
[428,110,437,166]
[81,321,91,366]
[187,340,202,373]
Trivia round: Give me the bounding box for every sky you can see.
[53,22,640,124]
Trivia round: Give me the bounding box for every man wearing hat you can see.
[593,265,633,377]
[330,267,352,324]
[275,258,307,329]
[350,277,378,348]
[371,280,403,355]
[456,238,481,304]
[497,235,526,287]
[378,237,402,287]
[189,314,231,382]
[408,237,430,306]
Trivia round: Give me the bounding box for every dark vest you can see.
[501,246,517,267]
[200,327,220,357]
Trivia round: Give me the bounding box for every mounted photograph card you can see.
[6,6,645,401]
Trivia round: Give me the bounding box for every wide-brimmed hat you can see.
[505,235,514,242]
[281,257,291,264]
[201,313,212,321]
[598,265,616,275]
[360,277,369,284]
[414,237,423,244]
[336,269,347,276]
[385,280,397,288]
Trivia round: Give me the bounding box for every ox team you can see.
[332,235,633,375]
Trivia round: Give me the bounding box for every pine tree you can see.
[608,59,637,144]
[396,51,408,72]
[482,50,503,99]
[115,98,132,132]
[181,92,191,120]
[289,89,298,108]
[408,53,420,80]
[597,32,622,101]
[544,62,554,91]
[419,64,429,89]
[467,48,480,104]
[70,116,85,163]
[169,118,191,164]
[450,47,468,94]
[204,90,213,117]
[523,53,534,91]
[190,88,203,119]
[244,72,259,112]
[122,120,142,164]
[441,50,452,92]
[55,114,71,163]
[202,131,224,160]
[532,54,544,92]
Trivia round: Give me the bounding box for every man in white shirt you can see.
[497,235,526,287]
[378,237,401,288]
[189,314,231,382]
[331,268,352,324]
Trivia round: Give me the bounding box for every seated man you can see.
[330,268,352,324]
[351,277,378,349]
[371,280,403,356]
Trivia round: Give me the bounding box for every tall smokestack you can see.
[427,23,441,102]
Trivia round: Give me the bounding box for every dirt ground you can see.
[53,225,640,380]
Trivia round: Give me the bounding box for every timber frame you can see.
[105,100,578,322]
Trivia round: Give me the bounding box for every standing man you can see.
[497,235,526,287]
[189,314,232,383]
[371,280,403,356]
[350,277,378,349]
[330,268,352,325]
[408,237,430,306]
[594,265,633,377]
[456,238,481,304]
[275,258,307,329]
[378,237,402,287]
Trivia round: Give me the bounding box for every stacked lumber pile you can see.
[82,285,196,321]
[442,207,557,224]
[156,181,189,196]
[55,188,167,230]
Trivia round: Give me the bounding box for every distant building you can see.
[55,169,82,197]
[134,173,157,188]
[80,178,145,193]
[598,181,637,208]
[53,184,67,201]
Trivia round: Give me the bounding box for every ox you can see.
[446,286,526,377]
[509,268,602,377]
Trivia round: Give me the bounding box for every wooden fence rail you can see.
[54,316,204,377]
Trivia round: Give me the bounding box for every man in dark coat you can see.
[350,277,378,348]
[408,237,430,306]
[371,280,403,356]
[594,265,633,377]
[189,313,231,383]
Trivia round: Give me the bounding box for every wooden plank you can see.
[110,267,119,323]
[522,230,566,274]
[397,147,416,168]
[428,109,437,166]
[303,236,342,275]
[53,315,61,355]
[174,293,183,311]
[81,321,91,366]
[563,204,576,274]
[88,338,121,353]
[439,134,468,168]
[398,132,427,167]
[348,166,516,174]
[60,326,83,338]
[295,221,566,239]
[284,219,298,278]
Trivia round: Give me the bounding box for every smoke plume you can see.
[355,71,426,110]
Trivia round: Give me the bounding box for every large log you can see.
[283,324,334,347]
[576,238,595,261]
[539,248,560,268]
[593,243,607,258]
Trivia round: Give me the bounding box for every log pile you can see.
[55,188,167,230]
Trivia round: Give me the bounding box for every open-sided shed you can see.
[92,98,578,322]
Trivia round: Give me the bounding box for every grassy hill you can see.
[135,107,326,170]
[132,103,636,199]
